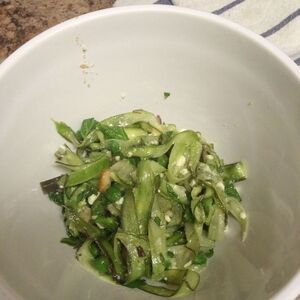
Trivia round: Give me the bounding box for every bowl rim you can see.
[0,5,299,300]
[0,5,300,81]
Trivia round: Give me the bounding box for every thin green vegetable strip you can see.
[65,154,110,187]
[134,160,155,235]
[121,192,139,235]
[167,131,202,183]
[148,219,167,279]
[114,232,149,283]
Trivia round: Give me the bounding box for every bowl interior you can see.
[0,6,299,300]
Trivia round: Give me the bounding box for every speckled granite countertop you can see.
[0,0,115,61]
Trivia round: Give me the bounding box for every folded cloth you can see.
[114,0,300,66]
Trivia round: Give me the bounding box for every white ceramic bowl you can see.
[0,5,299,300]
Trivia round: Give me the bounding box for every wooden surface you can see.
[0,0,115,61]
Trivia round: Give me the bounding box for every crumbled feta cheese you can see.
[159,173,164,178]
[79,206,91,222]
[184,260,192,268]
[121,92,126,99]
[127,151,133,157]
[180,168,189,175]
[206,154,214,160]
[96,223,104,229]
[87,193,99,205]
[240,212,246,219]
[190,179,196,187]
[165,215,171,223]
[164,211,173,223]
[150,140,159,145]
[115,156,120,161]
[59,145,66,152]
[176,156,186,167]
[116,197,124,205]
[203,164,211,172]
[141,173,150,181]
[216,181,225,191]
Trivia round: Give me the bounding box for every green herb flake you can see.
[205,249,214,258]
[48,191,64,206]
[163,92,171,99]
[194,251,207,265]
[91,256,110,274]
[167,251,175,258]
[153,216,161,226]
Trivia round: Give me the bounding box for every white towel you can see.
[114,0,300,66]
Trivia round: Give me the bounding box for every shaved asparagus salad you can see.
[41,110,248,297]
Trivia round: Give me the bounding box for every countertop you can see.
[0,0,115,61]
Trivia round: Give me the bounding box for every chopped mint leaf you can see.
[164,92,171,99]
